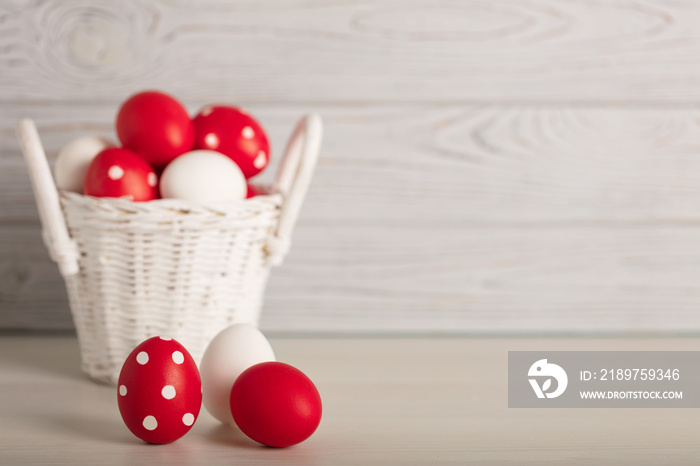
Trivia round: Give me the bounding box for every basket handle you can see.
[267,113,323,266]
[16,119,80,277]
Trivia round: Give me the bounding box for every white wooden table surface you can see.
[2,335,700,465]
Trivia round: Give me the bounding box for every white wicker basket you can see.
[16,114,322,384]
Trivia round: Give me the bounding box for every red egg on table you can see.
[193,105,270,179]
[117,336,202,444]
[116,90,195,167]
[84,148,158,201]
[230,361,322,448]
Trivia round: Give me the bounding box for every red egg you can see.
[116,90,194,167]
[117,337,202,444]
[230,362,322,448]
[84,148,158,201]
[193,105,270,179]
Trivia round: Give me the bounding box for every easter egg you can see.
[159,150,246,202]
[116,90,194,167]
[200,323,275,424]
[193,105,270,179]
[117,336,202,444]
[55,135,114,193]
[83,147,158,201]
[230,362,322,448]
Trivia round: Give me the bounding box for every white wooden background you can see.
[3,0,700,333]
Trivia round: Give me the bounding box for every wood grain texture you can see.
[0,226,69,329]
[3,0,700,104]
[4,0,700,332]
[265,224,700,332]
[4,105,700,332]
[6,104,700,224]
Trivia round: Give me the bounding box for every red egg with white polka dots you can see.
[117,336,202,444]
[193,105,270,179]
[84,147,158,201]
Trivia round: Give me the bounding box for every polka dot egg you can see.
[117,336,202,444]
[83,147,158,202]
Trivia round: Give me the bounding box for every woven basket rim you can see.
[59,189,284,217]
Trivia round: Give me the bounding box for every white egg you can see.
[54,135,114,192]
[159,150,246,202]
[200,323,276,424]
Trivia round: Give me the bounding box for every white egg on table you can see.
[200,323,276,424]
[159,150,246,202]
[54,135,114,192]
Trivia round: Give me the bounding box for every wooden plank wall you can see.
[2,0,700,333]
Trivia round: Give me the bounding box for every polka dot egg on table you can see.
[117,336,202,444]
